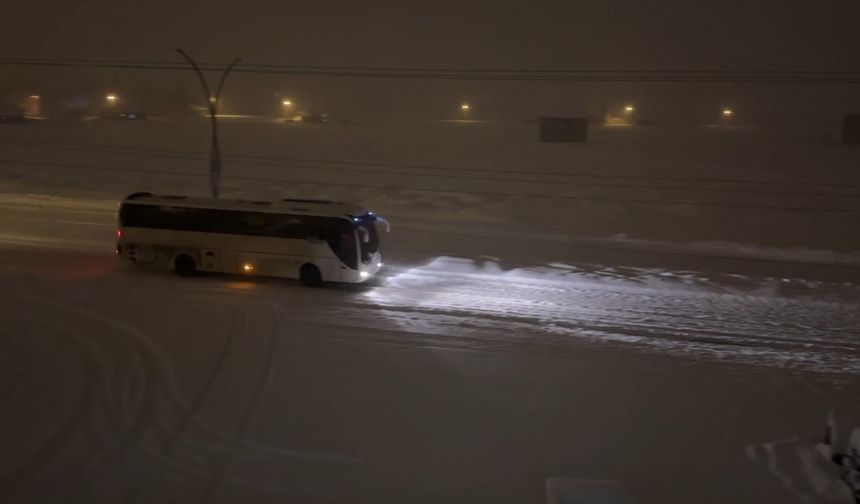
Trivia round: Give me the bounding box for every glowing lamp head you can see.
[105,94,117,103]
[282,99,292,106]
[722,108,733,117]
[460,103,470,112]
[243,263,255,272]
[624,105,635,112]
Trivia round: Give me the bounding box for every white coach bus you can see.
[116,193,386,285]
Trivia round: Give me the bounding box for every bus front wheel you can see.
[174,254,197,276]
[299,264,323,287]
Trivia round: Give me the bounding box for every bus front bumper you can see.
[355,253,383,283]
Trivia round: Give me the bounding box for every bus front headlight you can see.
[360,271,369,278]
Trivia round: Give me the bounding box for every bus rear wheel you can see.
[299,264,323,287]
[174,254,197,276]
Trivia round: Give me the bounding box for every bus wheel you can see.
[174,254,197,276]
[299,264,323,287]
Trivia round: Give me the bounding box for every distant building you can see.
[539,117,588,143]
[285,112,332,123]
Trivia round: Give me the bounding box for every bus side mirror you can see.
[375,215,390,232]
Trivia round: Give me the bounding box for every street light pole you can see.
[175,49,241,199]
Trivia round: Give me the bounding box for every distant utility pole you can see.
[175,49,241,198]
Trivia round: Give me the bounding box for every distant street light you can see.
[209,96,217,104]
[282,99,293,107]
[624,105,635,113]
[105,94,118,104]
[722,108,734,117]
[460,103,471,112]
[29,95,40,100]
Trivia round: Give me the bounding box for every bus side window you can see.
[259,212,286,237]
[240,212,265,233]
[275,216,307,239]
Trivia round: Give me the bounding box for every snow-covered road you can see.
[2,252,859,503]
[2,120,860,502]
[2,194,857,502]
[0,189,857,375]
[360,258,860,374]
[128,255,860,375]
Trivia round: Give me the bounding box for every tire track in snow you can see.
[364,291,859,353]
[201,305,280,502]
[238,266,860,373]
[2,292,356,502]
[123,298,246,504]
[0,310,214,498]
[2,303,242,496]
[358,266,860,372]
[0,315,92,498]
[123,289,360,466]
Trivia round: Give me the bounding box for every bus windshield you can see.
[355,214,379,264]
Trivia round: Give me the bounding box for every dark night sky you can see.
[3,1,860,120]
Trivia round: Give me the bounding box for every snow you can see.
[365,257,860,373]
[1,118,859,503]
[545,478,634,504]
